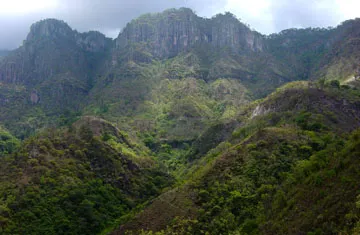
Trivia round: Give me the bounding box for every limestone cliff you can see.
[115,8,264,59]
[0,19,112,85]
[0,19,113,130]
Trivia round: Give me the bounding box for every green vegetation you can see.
[0,126,20,155]
[1,7,360,235]
[118,84,360,234]
[0,119,173,235]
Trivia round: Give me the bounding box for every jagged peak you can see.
[76,30,112,52]
[80,30,107,38]
[135,7,196,21]
[26,18,74,41]
[210,11,250,28]
[211,11,239,21]
[121,7,198,31]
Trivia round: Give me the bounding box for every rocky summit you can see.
[0,7,360,235]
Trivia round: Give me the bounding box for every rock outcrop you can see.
[0,19,113,122]
[116,8,264,58]
[0,19,112,85]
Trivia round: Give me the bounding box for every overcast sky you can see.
[0,0,359,49]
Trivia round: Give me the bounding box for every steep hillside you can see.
[114,83,360,234]
[314,19,360,84]
[0,117,173,234]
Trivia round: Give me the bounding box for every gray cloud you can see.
[0,14,37,49]
[270,0,342,32]
[53,0,226,36]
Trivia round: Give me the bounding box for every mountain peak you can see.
[212,11,240,22]
[115,8,263,59]
[26,19,74,42]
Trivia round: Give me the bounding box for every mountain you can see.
[0,8,360,235]
[0,9,359,139]
[0,19,112,137]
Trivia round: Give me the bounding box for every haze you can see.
[0,0,359,50]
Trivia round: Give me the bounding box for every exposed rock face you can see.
[210,12,264,52]
[26,19,111,53]
[251,105,271,119]
[0,62,18,83]
[76,31,111,52]
[0,19,112,85]
[30,90,40,104]
[116,8,204,58]
[26,19,74,41]
[0,19,113,121]
[116,8,264,58]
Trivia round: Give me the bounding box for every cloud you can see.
[221,0,274,33]
[222,0,360,34]
[51,0,227,36]
[270,0,342,31]
[0,0,227,49]
[0,0,359,49]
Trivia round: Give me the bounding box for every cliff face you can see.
[1,9,359,90]
[0,19,113,134]
[116,8,203,58]
[0,19,112,85]
[210,12,264,52]
[26,19,74,41]
[116,8,264,58]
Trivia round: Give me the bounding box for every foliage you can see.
[0,127,20,156]
[0,122,173,235]
[1,8,360,235]
[119,85,360,235]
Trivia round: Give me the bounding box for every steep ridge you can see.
[0,9,359,138]
[314,19,360,82]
